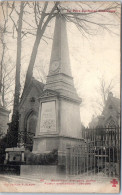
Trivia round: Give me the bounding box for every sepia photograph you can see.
[0,1,121,193]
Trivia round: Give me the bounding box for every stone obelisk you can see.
[33,15,83,154]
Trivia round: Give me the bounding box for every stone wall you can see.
[19,87,41,133]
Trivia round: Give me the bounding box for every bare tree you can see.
[92,76,119,115]
[0,2,7,106]
[2,1,120,106]
[1,1,26,147]
[0,2,120,147]
[10,1,25,146]
[23,2,120,89]
[23,2,59,90]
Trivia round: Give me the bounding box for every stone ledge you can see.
[5,147,25,152]
[34,135,84,141]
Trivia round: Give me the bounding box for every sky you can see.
[1,1,121,127]
[67,20,120,126]
[66,3,119,127]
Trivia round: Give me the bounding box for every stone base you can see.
[33,135,84,154]
[20,165,66,179]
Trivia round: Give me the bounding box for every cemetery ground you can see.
[0,171,120,193]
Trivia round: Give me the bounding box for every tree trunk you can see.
[24,2,58,90]
[10,1,24,147]
[0,22,6,106]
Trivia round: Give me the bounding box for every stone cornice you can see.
[34,134,84,141]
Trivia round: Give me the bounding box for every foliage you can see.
[0,135,7,164]
[25,149,58,165]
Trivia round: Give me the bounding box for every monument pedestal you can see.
[32,89,83,155]
[33,135,84,154]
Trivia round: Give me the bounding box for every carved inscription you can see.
[40,101,56,132]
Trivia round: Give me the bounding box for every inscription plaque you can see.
[40,101,56,132]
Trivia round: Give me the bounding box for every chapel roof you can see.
[102,92,120,115]
[20,77,44,105]
[89,92,120,128]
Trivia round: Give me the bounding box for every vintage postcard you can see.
[0,1,121,193]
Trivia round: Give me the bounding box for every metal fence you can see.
[66,126,120,177]
[18,131,35,151]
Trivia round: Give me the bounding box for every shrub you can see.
[25,149,58,165]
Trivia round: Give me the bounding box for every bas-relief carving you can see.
[50,60,60,73]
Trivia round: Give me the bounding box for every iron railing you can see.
[66,126,120,177]
[18,131,35,150]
